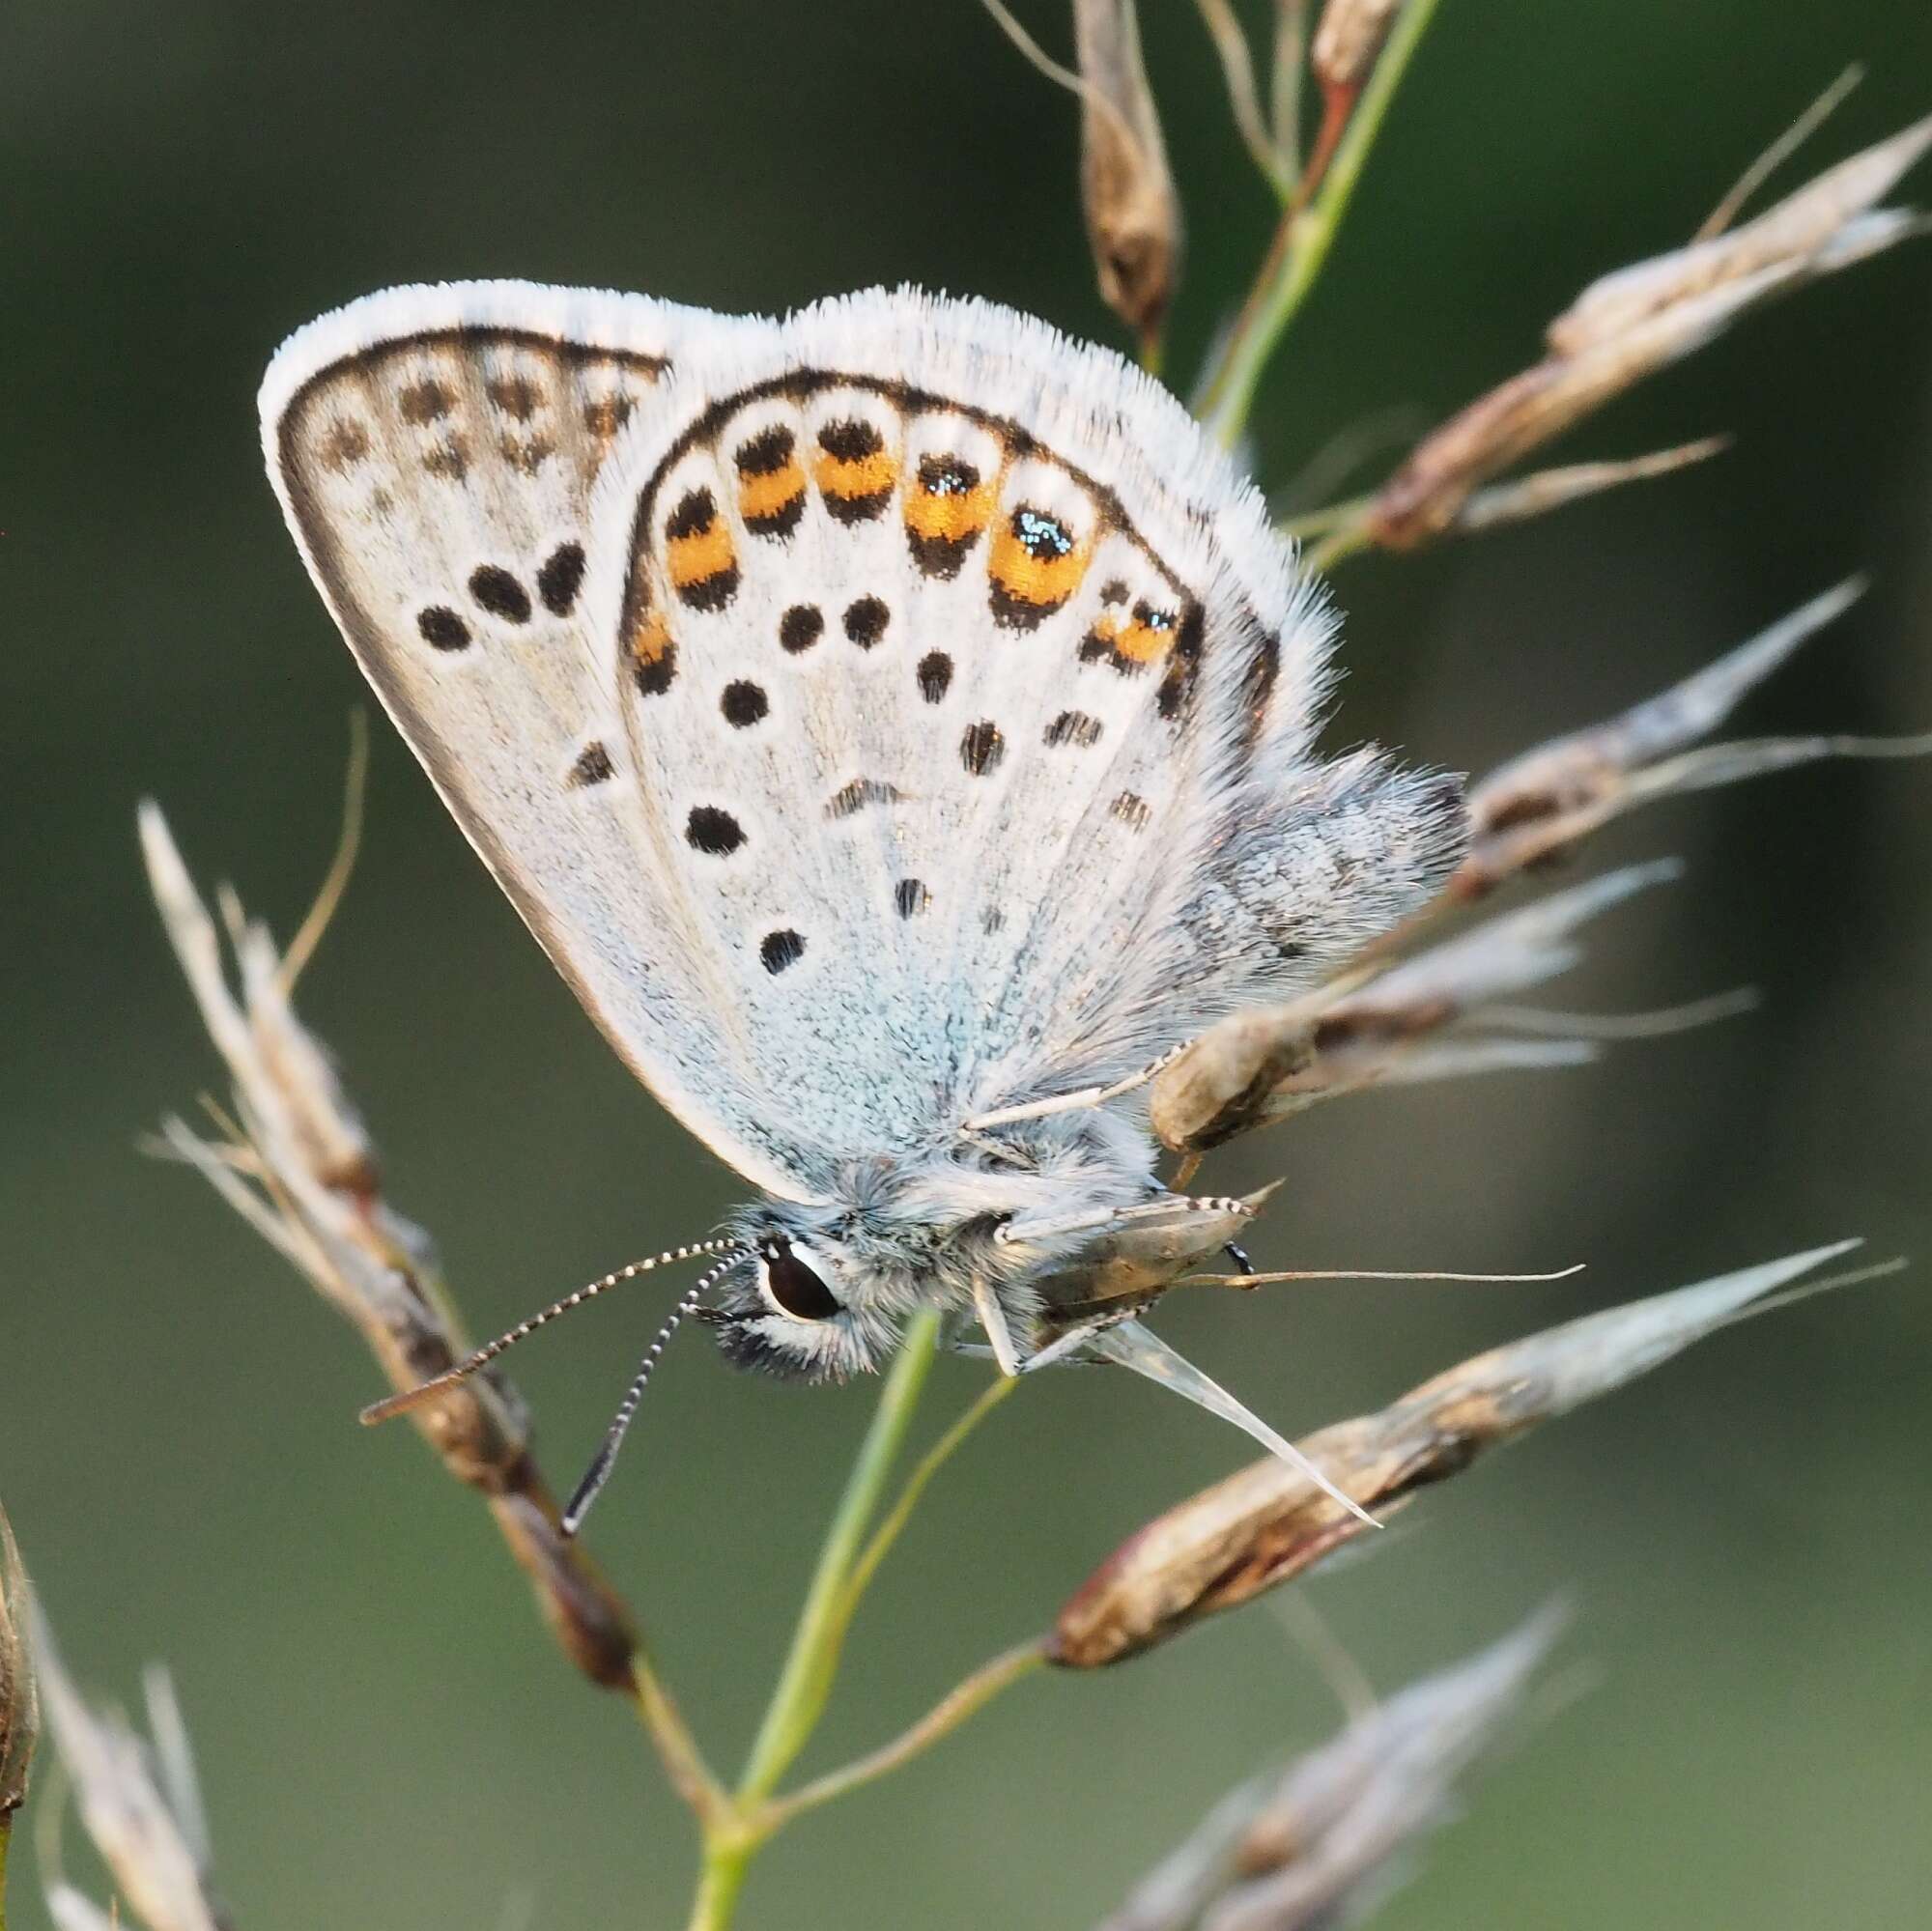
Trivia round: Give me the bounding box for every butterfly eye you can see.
[760,1239,841,1322]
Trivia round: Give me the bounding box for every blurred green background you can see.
[4,2,1929,1925]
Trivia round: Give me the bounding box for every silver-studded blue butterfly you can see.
[261,281,1465,1527]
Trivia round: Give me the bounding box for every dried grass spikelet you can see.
[28,1595,227,1931]
[0,1503,35,1826]
[1369,298,1754,549]
[1452,436,1729,534]
[1309,0,1402,92]
[1452,579,1932,903]
[1097,1606,1563,1931]
[1052,1241,1868,1666]
[1297,1,1406,204]
[1149,582,1928,1152]
[1367,112,1932,548]
[138,803,637,1689]
[1150,860,1714,1152]
[1548,109,1932,354]
[1074,0,1182,352]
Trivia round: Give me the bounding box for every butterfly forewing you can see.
[261,285,824,1198]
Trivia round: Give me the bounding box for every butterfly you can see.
[260,281,1465,1528]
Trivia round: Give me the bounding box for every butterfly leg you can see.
[964,1284,1147,1377]
[961,1045,1189,1133]
[1015,1301,1151,1375]
[995,1192,1254,1250]
[972,1277,1027,1377]
[958,1125,1039,1169]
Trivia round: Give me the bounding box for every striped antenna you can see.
[560,1249,746,1536]
[359,1238,745,1426]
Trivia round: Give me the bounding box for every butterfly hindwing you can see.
[585,291,1460,1141]
[600,377,1219,1150]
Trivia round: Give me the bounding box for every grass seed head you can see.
[1098,1607,1564,1931]
[1075,0,1183,353]
[1369,114,1930,548]
[138,802,639,1689]
[29,1597,227,1931]
[0,1503,36,1822]
[1052,1243,1863,1667]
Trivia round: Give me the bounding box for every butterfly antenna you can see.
[1191,1264,1588,1287]
[560,1250,745,1537]
[358,1238,745,1426]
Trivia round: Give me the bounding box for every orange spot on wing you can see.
[631,607,673,665]
[667,520,737,590]
[814,448,897,500]
[1115,604,1177,663]
[738,461,806,521]
[988,521,1091,612]
[904,476,995,542]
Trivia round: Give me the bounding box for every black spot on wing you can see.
[1044,710,1103,748]
[721,680,769,727]
[537,542,586,615]
[817,418,883,461]
[919,454,979,495]
[665,487,718,541]
[760,928,806,975]
[735,425,794,474]
[686,806,746,855]
[824,493,890,526]
[469,565,531,623]
[1157,605,1205,720]
[780,605,823,653]
[843,596,889,647]
[745,496,804,540]
[827,778,904,819]
[960,721,1005,776]
[1013,507,1072,557]
[988,584,1055,631]
[916,653,952,703]
[895,878,930,918]
[568,742,614,787]
[634,639,678,696]
[908,529,977,578]
[417,606,471,651]
[678,568,740,614]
